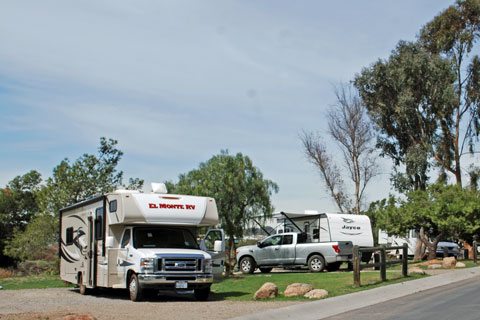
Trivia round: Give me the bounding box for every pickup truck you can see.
[235,232,353,273]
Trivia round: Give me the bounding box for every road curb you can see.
[231,266,480,320]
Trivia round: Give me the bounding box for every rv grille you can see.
[157,258,202,272]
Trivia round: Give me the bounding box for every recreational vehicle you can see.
[59,183,225,301]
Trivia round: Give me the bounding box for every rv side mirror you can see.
[214,240,223,252]
[105,236,115,248]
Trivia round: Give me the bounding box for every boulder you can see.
[409,267,425,275]
[456,262,466,268]
[443,257,456,269]
[427,264,442,270]
[64,315,96,320]
[253,282,278,300]
[284,283,313,297]
[304,289,328,299]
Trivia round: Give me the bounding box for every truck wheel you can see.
[326,262,341,272]
[259,267,272,273]
[78,273,87,295]
[194,286,211,301]
[239,257,255,274]
[308,255,325,272]
[129,273,143,301]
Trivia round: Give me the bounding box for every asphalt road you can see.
[324,276,480,320]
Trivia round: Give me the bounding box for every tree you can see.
[5,137,144,261]
[419,0,480,186]
[374,184,480,260]
[0,171,42,266]
[168,150,278,275]
[301,84,377,214]
[355,41,455,192]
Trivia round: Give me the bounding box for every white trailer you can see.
[59,183,225,301]
[273,211,374,262]
[378,229,418,257]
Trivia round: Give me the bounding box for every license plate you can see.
[175,281,188,289]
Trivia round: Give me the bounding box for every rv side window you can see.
[66,227,74,245]
[109,200,117,213]
[121,229,131,248]
[95,207,104,241]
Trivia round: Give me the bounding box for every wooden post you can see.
[474,241,478,264]
[402,243,408,278]
[353,245,360,287]
[380,246,386,282]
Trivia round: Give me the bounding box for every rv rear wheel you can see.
[194,286,211,301]
[239,257,255,274]
[78,273,87,295]
[128,273,143,301]
[308,255,325,273]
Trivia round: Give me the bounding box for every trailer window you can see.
[133,227,198,249]
[121,229,131,248]
[66,227,74,245]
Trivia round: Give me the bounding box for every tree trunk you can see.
[463,240,473,260]
[224,237,236,277]
[419,228,443,260]
[413,228,425,261]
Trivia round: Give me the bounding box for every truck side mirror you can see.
[105,236,115,248]
[214,240,223,252]
[257,242,263,248]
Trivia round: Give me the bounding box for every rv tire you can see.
[128,273,143,301]
[78,273,87,295]
[194,286,211,301]
[307,255,325,273]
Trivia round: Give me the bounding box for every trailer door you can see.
[201,229,225,281]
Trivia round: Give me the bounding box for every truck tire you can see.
[78,273,87,295]
[308,255,325,272]
[194,286,211,301]
[128,273,143,301]
[326,262,341,272]
[239,256,255,274]
[259,267,272,273]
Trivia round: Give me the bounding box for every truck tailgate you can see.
[338,241,353,255]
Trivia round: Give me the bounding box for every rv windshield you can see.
[133,227,199,249]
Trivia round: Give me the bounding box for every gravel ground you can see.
[0,288,302,320]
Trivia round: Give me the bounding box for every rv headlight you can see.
[204,259,213,273]
[140,258,155,273]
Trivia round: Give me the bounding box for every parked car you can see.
[435,241,459,258]
[236,232,352,273]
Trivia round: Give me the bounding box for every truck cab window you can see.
[121,229,131,248]
[262,235,282,247]
[282,235,293,245]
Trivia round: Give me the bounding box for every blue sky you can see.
[1,0,457,212]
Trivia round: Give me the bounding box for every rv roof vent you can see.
[304,210,319,215]
[151,182,168,194]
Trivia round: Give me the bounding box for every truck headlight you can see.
[204,259,213,273]
[140,258,155,273]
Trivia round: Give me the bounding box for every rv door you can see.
[200,229,225,281]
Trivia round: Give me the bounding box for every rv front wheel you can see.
[78,273,87,295]
[308,255,325,273]
[128,273,143,301]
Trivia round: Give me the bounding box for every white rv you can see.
[273,211,374,261]
[59,183,225,301]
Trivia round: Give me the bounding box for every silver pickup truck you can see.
[236,232,352,273]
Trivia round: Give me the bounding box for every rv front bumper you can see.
[138,273,213,287]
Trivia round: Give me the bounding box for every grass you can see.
[211,270,426,301]
[0,274,74,290]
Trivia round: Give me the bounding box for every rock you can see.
[456,262,466,268]
[64,315,96,320]
[443,257,456,269]
[284,283,313,297]
[304,289,328,299]
[409,267,425,275]
[253,282,278,300]
[427,264,442,270]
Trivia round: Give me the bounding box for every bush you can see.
[0,268,14,279]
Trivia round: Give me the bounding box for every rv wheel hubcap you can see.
[130,278,137,294]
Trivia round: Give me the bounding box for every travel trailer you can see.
[273,211,374,261]
[59,183,225,301]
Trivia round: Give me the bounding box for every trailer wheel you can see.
[194,286,211,301]
[308,255,325,272]
[128,273,143,301]
[78,273,87,295]
[259,267,272,273]
[239,257,255,274]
